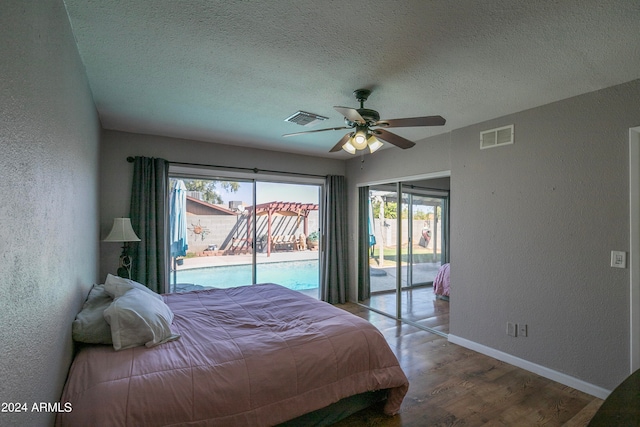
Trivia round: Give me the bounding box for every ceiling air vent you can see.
[480,124,514,149]
[284,111,329,126]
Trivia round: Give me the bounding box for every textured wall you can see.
[347,79,640,391]
[449,81,639,391]
[0,1,100,425]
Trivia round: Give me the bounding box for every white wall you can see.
[347,79,640,393]
[99,130,345,280]
[0,1,100,425]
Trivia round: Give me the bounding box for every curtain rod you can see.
[126,157,327,179]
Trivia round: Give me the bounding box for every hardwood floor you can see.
[332,302,603,427]
[364,286,450,335]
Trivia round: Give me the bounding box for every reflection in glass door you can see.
[366,185,400,316]
[400,189,449,332]
[364,181,450,334]
[407,193,447,287]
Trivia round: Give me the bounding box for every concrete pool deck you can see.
[173,251,442,295]
[175,250,319,270]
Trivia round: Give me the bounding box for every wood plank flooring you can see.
[364,286,450,335]
[332,302,603,427]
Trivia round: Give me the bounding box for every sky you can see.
[219,181,320,206]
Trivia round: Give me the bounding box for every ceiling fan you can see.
[283,88,446,154]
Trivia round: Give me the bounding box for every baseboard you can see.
[448,334,611,400]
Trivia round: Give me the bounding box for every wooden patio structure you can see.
[245,201,318,257]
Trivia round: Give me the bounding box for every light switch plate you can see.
[611,251,627,268]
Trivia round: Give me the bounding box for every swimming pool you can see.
[175,259,319,291]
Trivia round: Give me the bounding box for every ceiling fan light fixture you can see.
[342,139,356,154]
[351,128,368,150]
[367,135,383,153]
[288,88,445,154]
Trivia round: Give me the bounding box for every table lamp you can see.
[104,217,141,279]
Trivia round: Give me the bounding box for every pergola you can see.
[245,201,318,256]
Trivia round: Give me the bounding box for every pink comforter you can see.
[433,263,450,297]
[57,284,409,426]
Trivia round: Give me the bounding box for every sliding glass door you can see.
[168,174,321,297]
[405,192,447,287]
[399,189,449,331]
[367,185,400,314]
[362,180,450,334]
[254,181,320,298]
[168,177,255,291]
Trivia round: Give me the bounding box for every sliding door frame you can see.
[168,164,324,293]
[630,126,640,373]
[357,171,451,335]
[396,182,403,318]
[402,185,450,288]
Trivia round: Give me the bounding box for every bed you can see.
[433,262,450,299]
[57,281,409,426]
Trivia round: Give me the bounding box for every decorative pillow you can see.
[104,274,162,300]
[72,284,113,344]
[103,288,180,351]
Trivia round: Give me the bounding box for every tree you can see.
[171,178,239,205]
[372,199,396,219]
[371,199,405,219]
[372,198,439,221]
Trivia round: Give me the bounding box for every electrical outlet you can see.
[506,322,517,337]
[518,324,528,337]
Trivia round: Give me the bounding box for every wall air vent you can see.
[480,124,514,149]
[284,111,329,126]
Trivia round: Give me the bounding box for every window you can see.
[168,171,322,298]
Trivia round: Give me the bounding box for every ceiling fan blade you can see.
[283,126,349,137]
[329,133,352,152]
[334,106,365,124]
[377,115,446,128]
[371,128,415,149]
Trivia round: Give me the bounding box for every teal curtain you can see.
[129,156,169,293]
[321,175,348,304]
[358,186,371,301]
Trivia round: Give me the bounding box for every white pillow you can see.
[104,274,162,300]
[103,288,180,351]
[72,284,113,344]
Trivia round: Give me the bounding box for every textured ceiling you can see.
[63,0,640,158]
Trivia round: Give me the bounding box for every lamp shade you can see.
[367,135,383,153]
[351,129,368,150]
[341,139,356,154]
[104,218,141,242]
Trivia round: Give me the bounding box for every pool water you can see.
[175,259,319,290]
